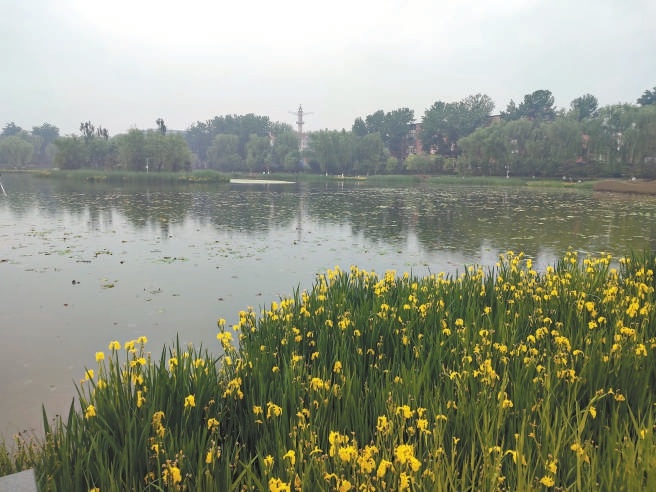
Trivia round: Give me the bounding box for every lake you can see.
[1,173,655,437]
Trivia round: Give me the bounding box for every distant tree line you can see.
[0,122,60,168]
[458,91,656,178]
[186,114,300,172]
[2,85,655,178]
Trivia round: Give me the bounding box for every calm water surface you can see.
[1,173,655,436]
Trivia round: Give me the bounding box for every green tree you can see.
[187,114,271,166]
[245,134,271,172]
[268,121,294,135]
[637,86,656,106]
[517,90,556,121]
[96,126,109,140]
[185,120,213,166]
[31,123,60,167]
[117,129,147,171]
[384,107,414,160]
[421,94,494,157]
[0,135,34,167]
[156,118,167,135]
[354,108,414,160]
[138,132,191,172]
[405,153,441,174]
[541,118,584,177]
[501,100,519,121]
[354,133,386,174]
[146,131,167,172]
[207,134,242,171]
[364,110,386,135]
[80,121,95,143]
[2,122,23,137]
[271,132,300,171]
[502,118,534,175]
[617,105,656,177]
[590,104,640,175]
[458,121,508,175]
[208,113,270,159]
[307,130,359,174]
[569,94,599,121]
[308,130,337,174]
[54,136,86,169]
[351,117,367,137]
[162,134,192,171]
[88,137,117,169]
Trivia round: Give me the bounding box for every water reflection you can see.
[3,175,655,257]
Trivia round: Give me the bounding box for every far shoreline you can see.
[4,168,656,196]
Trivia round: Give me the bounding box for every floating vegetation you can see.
[156,256,188,264]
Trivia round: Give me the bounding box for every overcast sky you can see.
[2,0,654,136]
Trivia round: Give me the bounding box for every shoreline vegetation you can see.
[15,168,656,195]
[31,168,231,184]
[3,167,656,194]
[1,251,656,490]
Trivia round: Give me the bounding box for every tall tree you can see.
[1,122,23,137]
[154,133,191,172]
[80,121,95,143]
[96,126,109,140]
[117,129,146,171]
[189,113,271,165]
[309,130,337,174]
[54,136,86,169]
[364,110,386,135]
[185,120,213,165]
[517,90,556,121]
[31,123,60,167]
[207,134,242,171]
[351,117,368,137]
[421,94,494,157]
[501,100,519,121]
[31,123,59,142]
[569,94,599,121]
[384,108,415,159]
[156,118,167,135]
[270,131,300,171]
[0,136,34,167]
[637,86,656,106]
[245,134,271,172]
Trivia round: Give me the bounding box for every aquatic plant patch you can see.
[3,251,656,490]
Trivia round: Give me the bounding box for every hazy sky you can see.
[2,0,654,136]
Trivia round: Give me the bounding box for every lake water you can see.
[1,173,655,437]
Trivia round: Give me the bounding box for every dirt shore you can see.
[593,179,656,195]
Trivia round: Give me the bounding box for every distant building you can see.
[407,123,423,155]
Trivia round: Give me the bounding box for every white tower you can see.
[290,105,312,152]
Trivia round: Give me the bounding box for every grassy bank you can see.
[34,169,230,184]
[2,251,656,490]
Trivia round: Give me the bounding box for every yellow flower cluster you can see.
[72,251,656,490]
